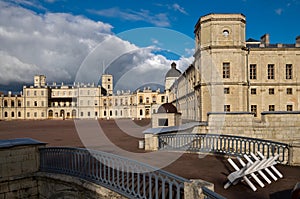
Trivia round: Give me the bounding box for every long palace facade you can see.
[1,13,300,122]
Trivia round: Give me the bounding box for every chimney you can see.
[296,36,300,47]
[260,34,270,46]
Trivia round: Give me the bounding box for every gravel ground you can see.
[0,119,299,199]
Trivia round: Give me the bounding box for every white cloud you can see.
[275,8,283,15]
[89,7,170,27]
[0,1,114,85]
[172,3,188,15]
[0,2,193,92]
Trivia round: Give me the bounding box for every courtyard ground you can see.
[0,119,299,199]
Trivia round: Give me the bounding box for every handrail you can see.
[158,133,290,164]
[39,147,189,199]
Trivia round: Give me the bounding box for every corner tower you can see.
[194,14,248,121]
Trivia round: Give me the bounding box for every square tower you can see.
[194,14,248,121]
[102,74,113,96]
[34,75,46,87]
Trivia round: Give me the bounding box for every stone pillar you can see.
[289,142,300,166]
[144,133,158,151]
[184,179,214,199]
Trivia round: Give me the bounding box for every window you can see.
[115,110,118,116]
[18,111,21,117]
[41,91,44,96]
[87,112,90,117]
[34,112,37,117]
[224,105,230,112]
[108,85,110,89]
[120,110,122,116]
[4,112,7,117]
[115,99,118,106]
[223,62,230,78]
[251,105,257,117]
[27,101,30,106]
[152,96,156,103]
[158,119,168,126]
[18,100,21,107]
[41,112,44,117]
[27,91,30,96]
[269,88,275,95]
[287,105,293,111]
[267,64,275,79]
[11,101,14,107]
[95,112,98,117]
[103,99,107,106]
[222,30,229,37]
[286,64,292,79]
[140,109,143,116]
[27,112,30,118]
[249,64,257,79]
[34,91,37,96]
[80,112,84,117]
[251,88,257,95]
[287,88,293,95]
[139,96,143,104]
[161,96,165,103]
[146,97,150,103]
[104,111,106,116]
[269,105,275,111]
[41,101,44,107]
[34,101,38,106]
[109,110,112,116]
[224,88,230,94]
[4,100,7,107]
[11,112,14,117]
[146,109,150,115]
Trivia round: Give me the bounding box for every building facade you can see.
[0,73,166,120]
[170,13,300,121]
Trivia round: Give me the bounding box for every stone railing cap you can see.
[0,138,46,149]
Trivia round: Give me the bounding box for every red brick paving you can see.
[0,119,299,199]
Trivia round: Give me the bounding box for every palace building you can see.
[1,13,299,122]
[170,13,300,121]
[0,72,167,120]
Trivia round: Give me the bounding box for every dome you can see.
[165,62,181,78]
[157,103,178,114]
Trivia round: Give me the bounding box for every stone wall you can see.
[0,139,45,199]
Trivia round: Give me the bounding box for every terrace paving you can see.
[0,119,299,199]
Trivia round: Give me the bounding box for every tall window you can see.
[269,105,275,111]
[139,96,143,104]
[11,100,15,107]
[287,105,293,111]
[140,109,143,116]
[267,64,275,79]
[18,100,21,107]
[223,62,230,78]
[224,105,230,112]
[286,64,293,79]
[251,105,257,117]
[249,64,257,79]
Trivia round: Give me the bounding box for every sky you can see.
[0,0,299,92]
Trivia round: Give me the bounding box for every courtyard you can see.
[0,119,299,199]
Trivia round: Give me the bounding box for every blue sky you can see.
[19,0,300,43]
[0,0,299,91]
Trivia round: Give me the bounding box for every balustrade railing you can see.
[39,147,188,199]
[158,133,289,164]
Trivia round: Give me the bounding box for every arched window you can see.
[11,112,14,117]
[4,112,8,117]
[18,111,21,117]
[11,100,15,107]
[140,109,143,116]
[48,110,53,118]
[4,100,7,107]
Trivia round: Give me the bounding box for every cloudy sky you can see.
[0,0,299,92]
